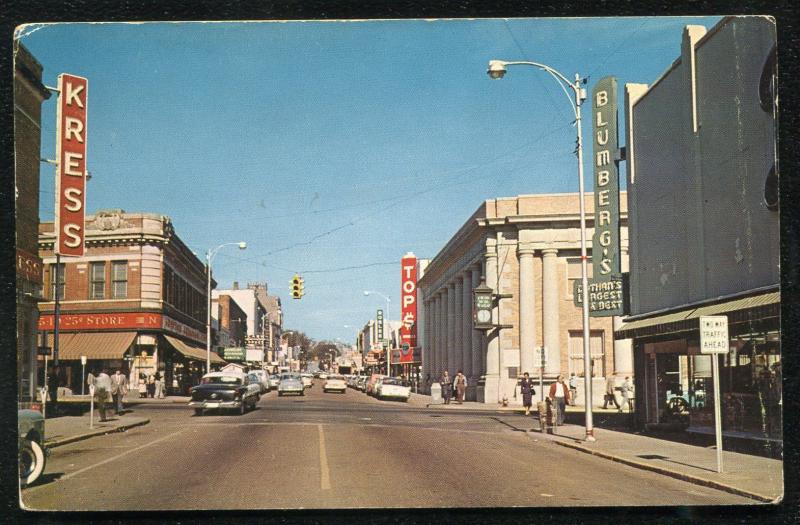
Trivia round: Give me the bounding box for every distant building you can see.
[213,281,282,366]
[38,210,225,395]
[617,17,779,444]
[15,43,50,407]
[419,194,630,404]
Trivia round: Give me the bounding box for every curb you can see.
[545,436,776,503]
[45,418,150,449]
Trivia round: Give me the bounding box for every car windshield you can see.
[328,375,344,381]
[281,374,299,380]
[381,378,408,386]
[201,376,241,385]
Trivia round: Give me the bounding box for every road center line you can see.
[318,424,331,490]
[56,429,186,483]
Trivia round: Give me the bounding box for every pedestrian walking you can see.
[138,373,147,398]
[454,371,467,404]
[147,372,156,398]
[440,371,452,405]
[519,372,536,416]
[568,373,578,406]
[603,375,621,410]
[156,370,166,398]
[94,369,113,422]
[548,375,570,425]
[619,376,633,413]
[111,369,129,414]
[47,365,61,417]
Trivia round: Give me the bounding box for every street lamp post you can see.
[487,59,595,441]
[363,290,391,377]
[206,241,247,375]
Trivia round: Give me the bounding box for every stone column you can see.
[461,271,473,379]
[433,293,441,379]
[439,290,447,374]
[422,299,430,387]
[542,248,561,376]
[447,282,457,375]
[518,243,536,376]
[614,246,633,378]
[454,276,464,376]
[470,266,483,383]
[484,238,500,403]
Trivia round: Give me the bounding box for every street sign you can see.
[533,346,548,367]
[37,346,52,356]
[700,316,729,354]
[80,355,87,365]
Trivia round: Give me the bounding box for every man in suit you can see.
[110,369,129,415]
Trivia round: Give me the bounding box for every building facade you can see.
[15,43,50,407]
[617,17,780,445]
[212,282,281,367]
[38,210,225,395]
[419,193,631,404]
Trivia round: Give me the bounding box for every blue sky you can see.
[20,17,720,342]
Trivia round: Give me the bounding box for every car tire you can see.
[194,408,204,416]
[239,400,246,415]
[19,438,45,488]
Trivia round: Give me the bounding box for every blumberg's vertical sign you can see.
[55,74,88,256]
[399,253,417,363]
[588,76,623,316]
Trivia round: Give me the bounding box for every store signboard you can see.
[39,312,161,331]
[573,274,628,316]
[700,316,729,354]
[223,347,246,361]
[399,254,417,363]
[376,309,384,340]
[55,73,88,256]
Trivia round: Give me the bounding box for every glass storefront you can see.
[642,324,781,441]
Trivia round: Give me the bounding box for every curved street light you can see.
[206,241,247,374]
[487,58,595,442]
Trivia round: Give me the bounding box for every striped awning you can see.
[616,291,780,337]
[164,335,226,364]
[43,332,137,360]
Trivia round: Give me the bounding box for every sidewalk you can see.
[410,392,782,503]
[44,412,150,448]
[123,394,190,404]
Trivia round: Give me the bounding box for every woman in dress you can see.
[520,372,536,416]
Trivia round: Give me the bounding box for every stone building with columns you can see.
[419,193,632,404]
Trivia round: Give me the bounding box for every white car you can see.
[249,369,270,393]
[268,374,280,390]
[300,373,313,389]
[318,372,328,380]
[376,377,411,401]
[323,374,347,393]
[277,373,304,396]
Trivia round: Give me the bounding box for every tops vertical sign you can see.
[590,76,624,317]
[399,253,417,363]
[55,73,88,256]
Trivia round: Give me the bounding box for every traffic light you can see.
[290,274,305,299]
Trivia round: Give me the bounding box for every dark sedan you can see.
[188,372,261,415]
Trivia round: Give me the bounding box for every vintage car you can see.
[268,374,280,390]
[323,374,347,393]
[189,372,261,415]
[365,374,387,396]
[249,369,270,393]
[278,373,305,396]
[19,409,47,488]
[376,377,411,401]
[356,375,368,391]
[300,373,314,389]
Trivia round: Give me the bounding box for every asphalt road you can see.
[21,383,754,510]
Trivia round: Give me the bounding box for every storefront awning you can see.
[43,332,137,360]
[164,335,226,364]
[616,291,780,338]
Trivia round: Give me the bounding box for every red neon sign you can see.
[399,254,417,363]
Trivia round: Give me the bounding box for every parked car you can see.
[356,375,368,391]
[268,374,280,390]
[250,370,270,393]
[278,373,305,396]
[323,374,347,393]
[19,409,47,488]
[188,372,261,415]
[366,374,387,396]
[376,377,411,401]
[300,373,314,389]
[318,372,328,380]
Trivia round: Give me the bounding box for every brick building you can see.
[15,43,51,407]
[38,210,225,395]
[419,193,631,404]
[214,294,248,349]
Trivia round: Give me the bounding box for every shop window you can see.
[568,330,604,377]
[50,263,65,300]
[112,261,128,299]
[90,262,106,299]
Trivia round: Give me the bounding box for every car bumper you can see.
[278,388,304,394]
[324,385,346,391]
[189,400,242,409]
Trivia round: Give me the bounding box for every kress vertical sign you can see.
[590,76,624,317]
[55,73,88,256]
[399,253,417,363]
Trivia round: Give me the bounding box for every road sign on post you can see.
[700,315,729,474]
